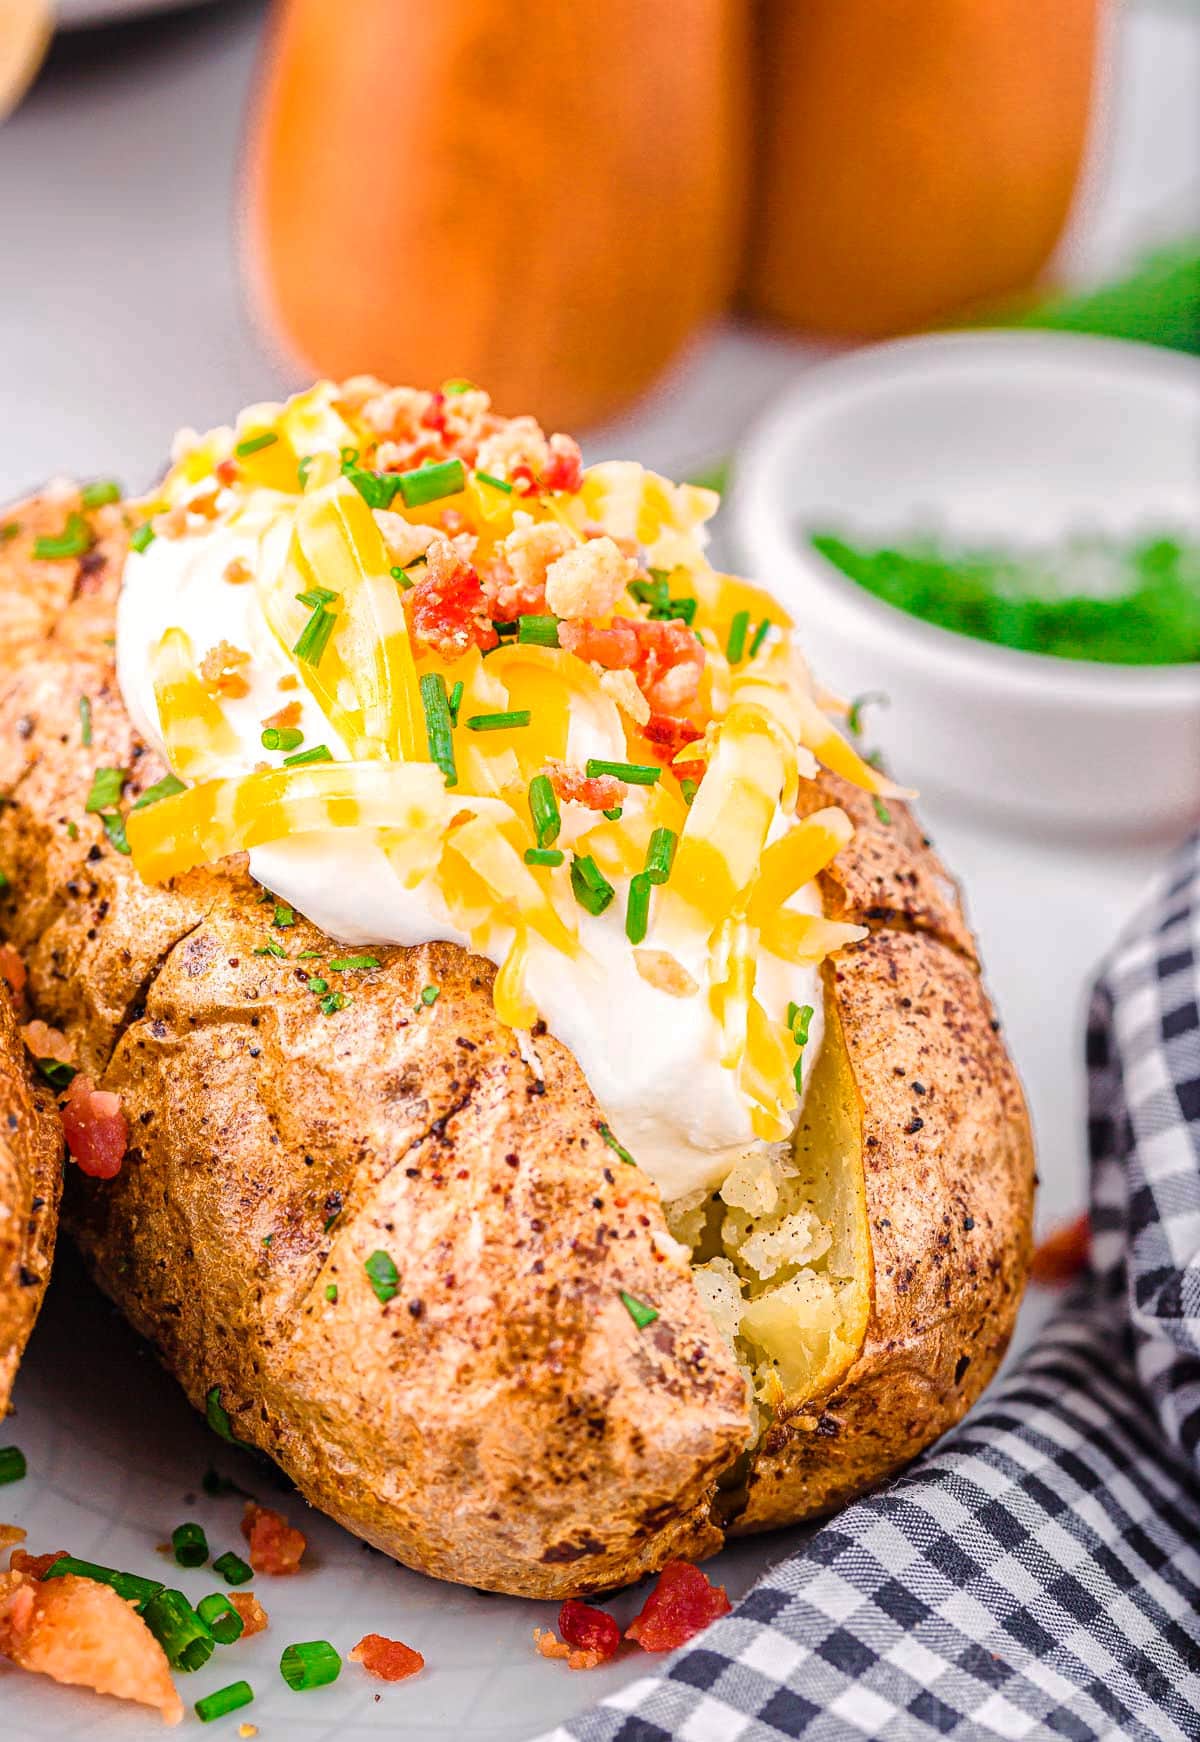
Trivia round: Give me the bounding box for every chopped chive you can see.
[625,871,652,945]
[584,759,660,786]
[206,1385,237,1443]
[41,1557,164,1607]
[570,854,615,917]
[847,691,889,737]
[327,954,380,971]
[66,820,78,839]
[131,772,185,810]
[391,565,415,589]
[0,869,8,891]
[273,902,294,928]
[282,744,333,767]
[420,671,457,787]
[749,617,773,656]
[293,604,336,666]
[261,725,304,753]
[78,694,93,745]
[0,1446,26,1485]
[517,614,560,646]
[447,680,464,726]
[280,1640,342,1692]
[602,805,623,821]
[629,573,669,612]
[36,1058,77,1090]
[197,1592,244,1644]
[619,1290,658,1329]
[130,522,156,554]
[34,513,92,561]
[295,585,337,609]
[324,1283,338,1303]
[680,777,698,806]
[340,447,360,467]
[254,941,287,959]
[490,619,519,637]
[726,609,751,663]
[872,796,892,826]
[297,950,322,959]
[172,1522,209,1568]
[364,1250,398,1304]
[235,430,279,458]
[420,983,439,1005]
[791,1003,814,1047]
[196,1680,254,1722]
[599,1124,636,1166]
[262,1233,273,1247]
[524,847,564,867]
[443,377,477,395]
[527,773,560,848]
[397,457,466,508]
[306,977,328,994]
[465,709,531,732]
[644,827,677,886]
[0,520,20,541]
[85,766,126,813]
[143,1588,214,1672]
[297,455,314,488]
[99,812,130,855]
[670,596,698,626]
[319,991,348,1016]
[213,1552,253,1587]
[476,469,513,494]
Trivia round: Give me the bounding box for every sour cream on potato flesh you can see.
[116,508,825,1204]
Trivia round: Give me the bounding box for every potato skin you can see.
[0,492,1033,1591]
[0,994,63,1416]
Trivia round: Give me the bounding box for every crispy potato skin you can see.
[0,493,1033,1591]
[0,995,63,1416]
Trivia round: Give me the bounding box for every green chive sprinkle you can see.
[66,820,78,839]
[293,604,336,666]
[524,847,564,867]
[620,1291,658,1329]
[297,950,322,959]
[34,513,92,561]
[254,941,287,959]
[206,1385,236,1443]
[873,796,893,826]
[324,1283,338,1303]
[490,619,519,637]
[599,1124,636,1166]
[280,1640,342,1692]
[328,954,380,971]
[297,455,314,488]
[197,1592,244,1644]
[791,1003,814,1047]
[726,609,751,663]
[196,1681,254,1722]
[749,617,772,656]
[602,805,624,821]
[213,1552,253,1587]
[283,744,333,767]
[99,812,130,855]
[261,725,304,753]
[517,614,560,646]
[465,710,531,732]
[0,520,20,541]
[846,691,888,737]
[306,977,328,994]
[364,1250,398,1304]
[476,470,513,494]
[625,871,652,945]
[584,759,660,786]
[273,902,294,928]
[295,585,338,609]
[172,1522,209,1568]
[570,854,615,917]
[35,1058,77,1090]
[130,523,156,554]
[132,772,186,810]
[527,773,560,848]
[680,778,698,806]
[420,672,457,787]
[443,378,477,395]
[0,1446,26,1485]
[0,869,8,891]
[142,1588,215,1672]
[447,680,464,726]
[319,991,348,1016]
[85,766,126,813]
[41,1557,164,1607]
[391,565,415,589]
[420,984,439,1005]
[397,457,466,508]
[235,430,279,458]
[78,694,93,745]
[644,826,677,885]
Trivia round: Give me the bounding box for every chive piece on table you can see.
[364,1249,398,1304]
[625,871,652,945]
[197,1592,245,1644]
[235,430,279,458]
[0,1445,26,1485]
[283,744,333,767]
[34,513,92,561]
[142,1588,215,1673]
[524,847,564,868]
[620,1290,659,1330]
[131,773,185,810]
[644,826,677,886]
[85,765,126,813]
[726,609,751,663]
[196,1680,254,1723]
[517,614,560,646]
[130,523,156,554]
[280,1640,342,1692]
[527,773,560,848]
[172,1522,209,1568]
[41,1556,164,1607]
[464,710,531,733]
[212,1551,253,1587]
[396,458,466,508]
[570,854,615,917]
[419,671,457,787]
[584,759,660,787]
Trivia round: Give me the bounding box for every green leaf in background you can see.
[1011,240,1200,355]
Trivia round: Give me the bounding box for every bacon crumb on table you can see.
[1031,1214,1090,1286]
[60,1076,127,1179]
[558,1599,620,1664]
[241,1502,307,1575]
[624,1561,731,1652]
[9,1548,66,1579]
[229,1591,269,1637]
[349,1632,425,1681]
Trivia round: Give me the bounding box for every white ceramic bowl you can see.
[731,332,1200,840]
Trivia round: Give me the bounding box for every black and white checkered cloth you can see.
[537,833,1200,1742]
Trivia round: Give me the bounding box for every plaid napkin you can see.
[536,832,1200,1742]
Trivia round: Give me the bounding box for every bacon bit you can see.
[20,1020,73,1066]
[61,1075,127,1180]
[630,619,705,716]
[0,944,27,1007]
[223,558,252,585]
[625,1561,731,1652]
[349,1633,425,1681]
[241,1503,306,1576]
[156,503,189,540]
[558,1599,620,1664]
[1031,1214,1090,1286]
[533,1627,605,1671]
[239,1726,258,1738]
[542,434,584,495]
[407,539,497,661]
[547,761,624,812]
[215,458,239,488]
[278,673,300,691]
[559,616,638,670]
[0,1568,184,1724]
[510,464,539,497]
[11,1549,67,1578]
[229,1591,269,1637]
[421,390,448,436]
[482,520,573,621]
[0,1527,27,1554]
[200,640,252,700]
[633,950,699,998]
[262,700,302,732]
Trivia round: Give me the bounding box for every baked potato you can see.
[0,384,1033,1596]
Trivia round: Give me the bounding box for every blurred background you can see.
[1,0,1198,1256]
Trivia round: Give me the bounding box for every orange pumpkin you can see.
[742,0,1101,338]
[245,0,749,430]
